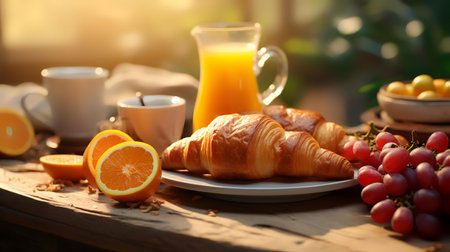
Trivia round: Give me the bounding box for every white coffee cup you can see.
[21,66,109,142]
[118,95,186,154]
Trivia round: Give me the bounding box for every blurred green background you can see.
[1,0,449,126]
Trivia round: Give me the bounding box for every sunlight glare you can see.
[406,20,424,38]
[381,42,398,59]
[327,38,350,57]
[337,16,362,35]
[440,37,450,53]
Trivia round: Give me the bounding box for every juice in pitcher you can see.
[191,22,288,132]
[193,43,262,131]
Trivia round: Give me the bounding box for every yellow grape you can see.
[386,81,407,95]
[417,90,440,100]
[412,74,435,95]
[404,84,415,96]
[433,79,446,93]
[442,81,450,98]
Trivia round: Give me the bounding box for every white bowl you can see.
[118,95,186,154]
[377,85,450,124]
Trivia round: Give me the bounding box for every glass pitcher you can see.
[191,22,288,131]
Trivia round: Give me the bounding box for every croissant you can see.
[262,105,348,153]
[162,114,353,180]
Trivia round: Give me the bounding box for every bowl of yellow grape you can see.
[377,74,450,123]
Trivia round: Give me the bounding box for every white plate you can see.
[162,170,358,203]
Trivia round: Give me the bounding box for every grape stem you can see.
[392,192,415,212]
[407,130,422,152]
[347,122,388,149]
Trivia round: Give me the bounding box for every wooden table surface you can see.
[0,137,449,252]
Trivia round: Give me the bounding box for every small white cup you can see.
[21,66,109,143]
[118,95,186,154]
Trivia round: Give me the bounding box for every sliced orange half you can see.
[95,141,161,202]
[0,107,34,156]
[82,129,133,188]
[40,154,85,181]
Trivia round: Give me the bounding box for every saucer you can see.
[360,107,450,143]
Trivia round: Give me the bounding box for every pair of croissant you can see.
[162,106,353,180]
[262,106,348,153]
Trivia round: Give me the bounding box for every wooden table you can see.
[0,141,449,251]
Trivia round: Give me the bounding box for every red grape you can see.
[370,199,397,224]
[382,142,399,150]
[416,163,438,189]
[380,144,398,162]
[383,148,410,173]
[359,165,376,173]
[380,148,392,162]
[391,207,414,234]
[426,131,449,153]
[383,173,408,196]
[358,167,383,186]
[377,164,386,175]
[341,140,356,161]
[443,156,450,167]
[402,167,420,192]
[436,151,450,165]
[415,214,441,240]
[410,147,436,168]
[361,182,388,205]
[375,132,399,151]
[413,188,441,214]
[353,140,371,161]
[394,134,409,147]
[363,151,382,168]
[437,167,450,194]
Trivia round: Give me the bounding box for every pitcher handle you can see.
[256,46,288,106]
[20,92,53,130]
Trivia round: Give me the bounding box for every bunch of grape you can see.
[342,129,450,240]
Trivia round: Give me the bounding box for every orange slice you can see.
[95,141,161,202]
[0,107,34,156]
[82,129,133,188]
[40,154,85,181]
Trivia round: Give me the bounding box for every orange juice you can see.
[193,43,262,131]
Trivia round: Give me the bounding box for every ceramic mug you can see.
[118,95,186,154]
[21,66,109,143]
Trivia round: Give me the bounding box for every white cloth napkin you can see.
[0,82,47,111]
[0,82,49,130]
[0,63,199,132]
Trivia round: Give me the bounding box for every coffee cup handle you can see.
[256,46,288,106]
[20,92,53,130]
